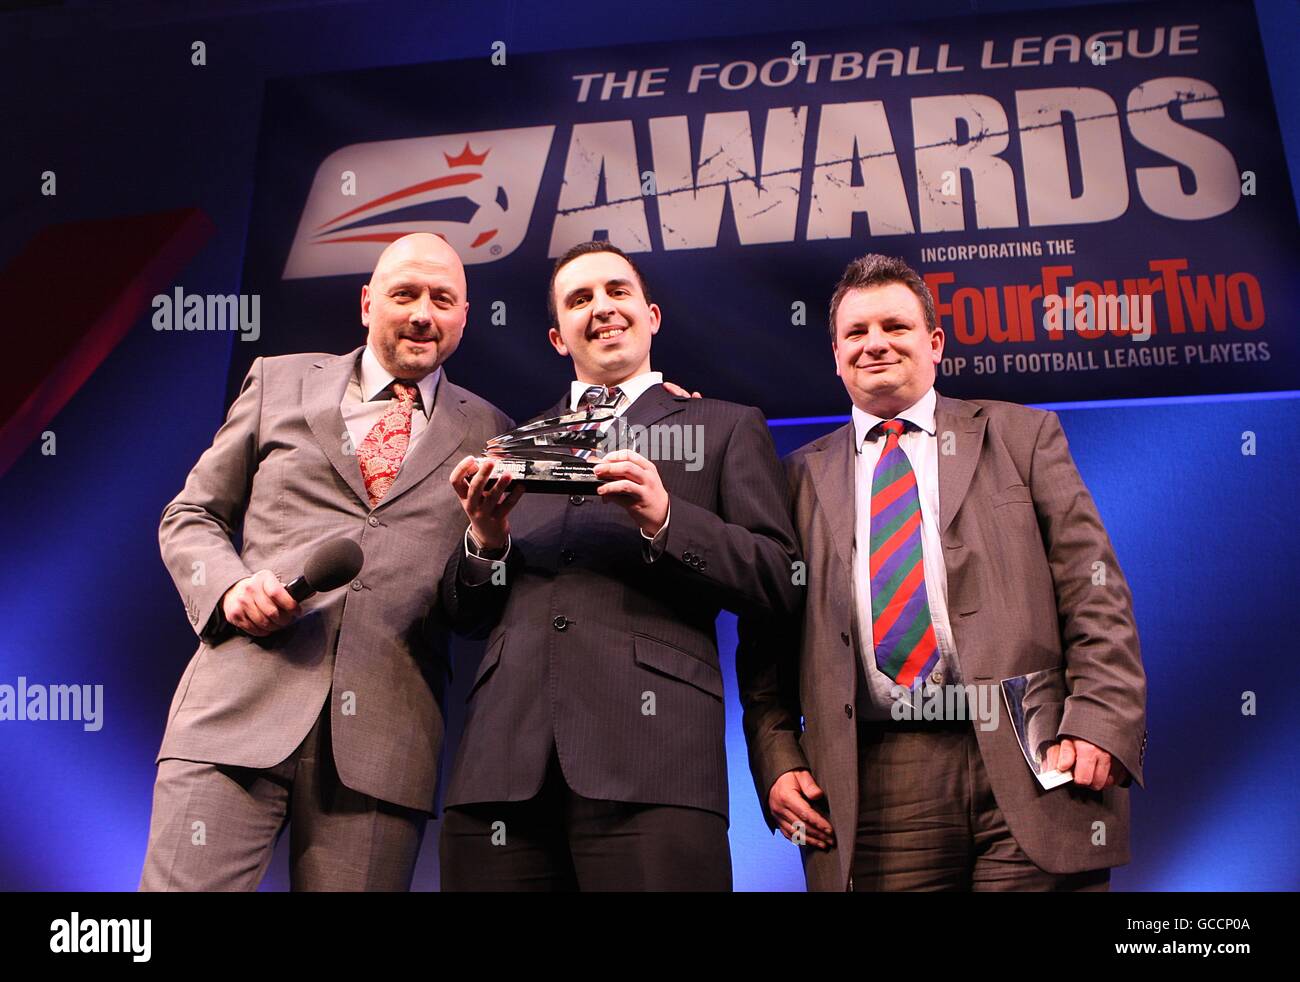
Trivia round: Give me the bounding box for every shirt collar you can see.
[569,371,664,413]
[851,386,937,452]
[361,344,439,419]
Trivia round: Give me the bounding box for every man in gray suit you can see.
[436,241,801,891]
[141,233,511,891]
[741,253,1147,891]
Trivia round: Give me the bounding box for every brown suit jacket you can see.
[156,348,511,811]
[740,393,1147,891]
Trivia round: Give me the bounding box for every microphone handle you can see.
[285,576,315,603]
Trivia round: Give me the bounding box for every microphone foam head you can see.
[304,537,365,593]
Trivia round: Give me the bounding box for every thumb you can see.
[1056,738,1076,772]
[796,770,824,800]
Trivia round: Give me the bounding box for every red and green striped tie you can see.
[869,419,940,687]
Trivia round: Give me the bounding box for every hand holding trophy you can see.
[449,455,525,553]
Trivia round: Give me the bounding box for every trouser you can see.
[850,721,1109,892]
[440,752,732,891]
[139,701,426,891]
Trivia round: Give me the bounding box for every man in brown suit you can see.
[140,233,511,890]
[740,254,1147,891]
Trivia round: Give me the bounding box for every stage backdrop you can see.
[233,0,1298,419]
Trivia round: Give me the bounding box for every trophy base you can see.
[480,457,604,495]
[516,477,603,494]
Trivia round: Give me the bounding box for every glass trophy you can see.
[479,407,622,493]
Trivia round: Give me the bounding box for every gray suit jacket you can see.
[157,347,511,811]
[740,394,1147,890]
[440,385,801,820]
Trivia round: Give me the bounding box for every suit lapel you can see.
[304,348,371,508]
[805,422,857,581]
[379,373,471,509]
[935,394,987,534]
[623,383,689,428]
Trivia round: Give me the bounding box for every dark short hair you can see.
[827,254,937,339]
[547,241,654,328]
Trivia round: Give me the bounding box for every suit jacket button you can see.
[553,615,569,631]
[698,560,707,571]
[351,580,363,591]
[844,704,854,719]
[569,494,585,506]
[368,516,380,527]
[683,551,694,562]
[840,632,850,646]
[929,669,944,685]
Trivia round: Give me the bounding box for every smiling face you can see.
[833,282,944,418]
[361,233,468,380]
[549,250,660,386]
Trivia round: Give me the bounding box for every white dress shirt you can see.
[340,345,440,454]
[850,386,961,718]
[567,371,664,413]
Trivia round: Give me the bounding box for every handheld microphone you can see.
[285,537,365,602]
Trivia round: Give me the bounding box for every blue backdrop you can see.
[1,0,1297,891]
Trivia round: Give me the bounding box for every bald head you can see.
[370,233,466,292]
[361,233,470,380]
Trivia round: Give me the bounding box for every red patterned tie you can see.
[357,382,418,507]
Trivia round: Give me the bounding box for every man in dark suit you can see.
[741,254,1147,891]
[141,233,511,890]
[437,241,801,891]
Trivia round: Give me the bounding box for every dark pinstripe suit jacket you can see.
[438,384,801,820]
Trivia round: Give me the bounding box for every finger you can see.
[1056,739,1076,772]
[1091,754,1111,791]
[264,578,299,614]
[595,480,641,498]
[234,614,270,637]
[793,776,833,835]
[593,460,645,484]
[786,818,831,850]
[795,771,825,801]
[249,589,280,623]
[691,391,701,399]
[785,796,834,842]
[240,600,273,633]
[497,483,525,517]
[466,458,495,501]
[618,449,655,472]
[450,455,477,486]
[1072,747,1097,787]
[485,470,514,509]
[1043,744,1059,771]
[450,456,480,498]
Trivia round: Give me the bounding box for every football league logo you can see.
[283,126,555,278]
